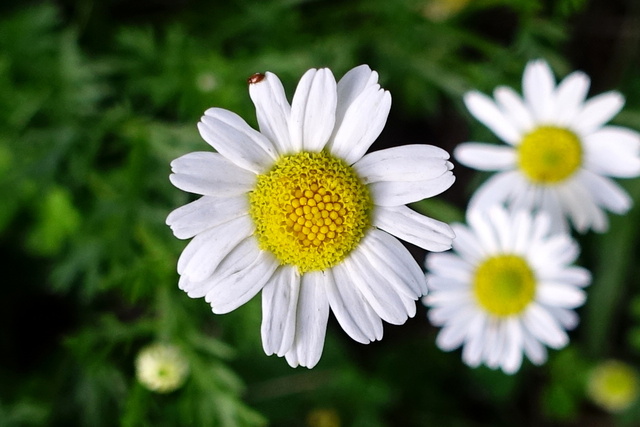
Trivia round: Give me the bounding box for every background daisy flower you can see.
[167,65,455,368]
[587,359,639,413]
[455,59,640,233]
[423,206,591,374]
[135,343,190,393]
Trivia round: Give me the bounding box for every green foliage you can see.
[26,186,80,256]
[541,347,590,421]
[2,0,640,426]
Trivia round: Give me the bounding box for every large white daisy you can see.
[423,206,591,374]
[455,59,640,233]
[167,65,455,368]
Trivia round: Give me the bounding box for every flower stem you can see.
[584,179,640,357]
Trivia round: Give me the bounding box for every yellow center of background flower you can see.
[473,254,536,316]
[249,151,372,273]
[517,126,582,184]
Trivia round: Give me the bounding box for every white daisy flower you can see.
[167,65,455,368]
[423,206,591,374]
[455,59,640,233]
[587,359,639,413]
[135,343,189,393]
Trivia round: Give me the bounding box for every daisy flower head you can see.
[455,59,640,233]
[167,65,456,368]
[135,343,189,393]
[423,206,591,374]
[587,359,639,413]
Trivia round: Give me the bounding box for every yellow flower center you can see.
[249,151,372,273]
[517,126,582,184]
[473,254,536,317]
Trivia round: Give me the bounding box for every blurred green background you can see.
[2,0,640,425]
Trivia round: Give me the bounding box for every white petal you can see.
[198,108,277,173]
[177,215,253,281]
[553,71,590,125]
[424,253,473,285]
[166,195,248,239]
[284,271,330,368]
[354,144,451,183]
[464,91,521,144]
[261,266,300,356]
[367,169,455,207]
[540,266,591,287]
[178,274,212,299]
[373,205,454,252]
[509,181,541,214]
[449,223,486,264]
[557,179,608,233]
[363,228,429,296]
[537,283,586,308]
[334,65,380,130]
[461,314,488,367]
[523,304,568,349]
[454,143,516,171]
[588,125,640,154]
[579,171,632,214]
[522,327,547,365]
[358,145,455,207]
[467,170,522,213]
[501,318,524,374]
[204,237,279,314]
[329,84,392,164]
[467,208,500,254]
[289,68,337,152]
[572,91,624,135]
[344,247,412,325]
[522,59,556,122]
[538,188,569,235]
[487,207,513,252]
[511,209,535,254]
[328,263,383,344]
[427,298,475,325]
[436,311,475,351]
[249,71,293,155]
[423,288,470,306]
[546,306,580,330]
[180,237,271,301]
[531,206,553,242]
[484,337,501,370]
[584,126,640,178]
[169,152,255,196]
[535,234,579,267]
[485,321,506,368]
[493,86,534,133]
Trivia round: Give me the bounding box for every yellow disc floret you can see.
[249,151,372,273]
[473,254,536,317]
[518,126,582,184]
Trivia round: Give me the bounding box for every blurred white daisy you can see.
[135,343,189,393]
[587,359,639,413]
[167,65,455,368]
[455,59,640,233]
[423,206,590,374]
[422,0,471,21]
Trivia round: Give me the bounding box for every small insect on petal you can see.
[248,73,266,84]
